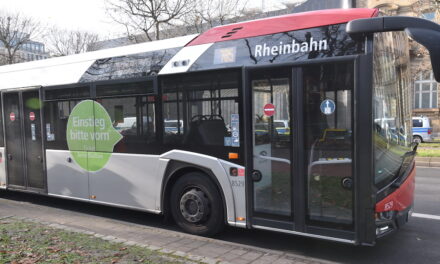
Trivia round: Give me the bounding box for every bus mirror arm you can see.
[347,16,440,82]
[411,141,418,154]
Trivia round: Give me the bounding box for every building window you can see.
[414,71,438,109]
[422,12,435,21]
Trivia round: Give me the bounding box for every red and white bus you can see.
[0,8,439,245]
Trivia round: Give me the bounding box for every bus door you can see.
[249,62,355,240]
[3,89,45,192]
[250,67,294,226]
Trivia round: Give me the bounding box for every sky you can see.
[0,0,305,37]
[0,0,125,37]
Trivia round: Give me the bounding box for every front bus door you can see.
[3,89,45,192]
[250,67,294,227]
[250,61,355,241]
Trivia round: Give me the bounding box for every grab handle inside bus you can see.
[347,16,440,82]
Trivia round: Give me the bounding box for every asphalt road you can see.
[1,167,439,263]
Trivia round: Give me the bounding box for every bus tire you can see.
[170,172,224,237]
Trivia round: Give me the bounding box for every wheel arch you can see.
[161,160,229,224]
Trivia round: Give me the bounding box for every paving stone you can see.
[146,245,161,251]
[163,240,190,251]
[123,241,137,246]
[203,258,222,264]
[219,253,243,262]
[272,258,299,264]
[205,244,234,253]
[240,251,264,261]
[190,248,223,259]
[250,253,282,264]
[102,235,117,241]
[417,161,430,167]
[171,246,195,253]
[186,254,206,262]
[430,162,440,167]
[113,238,127,243]
[228,258,252,264]
[179,239,207,247]
[159,248,175,254]
[133,242,148,247]
[173,250,187,257]
[228,248,249,256]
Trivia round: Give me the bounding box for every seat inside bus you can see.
[184,115,228,146]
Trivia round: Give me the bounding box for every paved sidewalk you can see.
[416,157,440,167]
[0,193,329,264]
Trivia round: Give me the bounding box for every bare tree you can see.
[0,11,42,64]
[183,0,250,34]
[46,28,100,56]
[105,0,192,42]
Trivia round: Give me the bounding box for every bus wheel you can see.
[170,172,224,236]
[413,135,423,144]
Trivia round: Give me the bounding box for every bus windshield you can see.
[373,31,412,189]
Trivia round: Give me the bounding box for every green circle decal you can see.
[66,100,123,172]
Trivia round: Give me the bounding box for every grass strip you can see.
[417,148,440,157]
[0,218,201,264]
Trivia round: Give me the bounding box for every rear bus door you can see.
[2,88,45,191]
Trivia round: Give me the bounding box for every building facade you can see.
[358,0,440,138]
[0,40,49,65]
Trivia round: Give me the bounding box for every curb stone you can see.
[416,157,440,167]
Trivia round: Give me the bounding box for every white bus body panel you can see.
[0,34,197,90]
[89,153,166,212]
[46,149,246,227]
[47,150,89,199]
[158,43,213,75]
[219,160,247,228]
[0,147,6,189]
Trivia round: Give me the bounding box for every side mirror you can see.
[347,16,440,82]
[405,27,440,81]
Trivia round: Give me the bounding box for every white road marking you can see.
[412,213,440,221]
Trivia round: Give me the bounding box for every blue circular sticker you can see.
[320,99,336,115]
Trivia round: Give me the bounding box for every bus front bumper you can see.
[375,205,412,238]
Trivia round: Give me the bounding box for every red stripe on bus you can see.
[187,8,378,46]
[375,163,416,213]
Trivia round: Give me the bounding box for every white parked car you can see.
[412,116,433,143]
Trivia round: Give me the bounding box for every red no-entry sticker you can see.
[9,112,15,121]
[29,112,35,121]
[263,103,275,117]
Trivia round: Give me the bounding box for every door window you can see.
[303,62,354,229]
[3,93,25,186]
[22,91,45,189]
[252,68,292,217]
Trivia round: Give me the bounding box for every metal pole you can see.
[341,0,352,8]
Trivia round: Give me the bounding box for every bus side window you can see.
[162,85,184,145]
[98,96,157,154]
[44,100,79,150]
[161,70,240,150]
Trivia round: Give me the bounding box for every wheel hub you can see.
[179,188,210,223]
